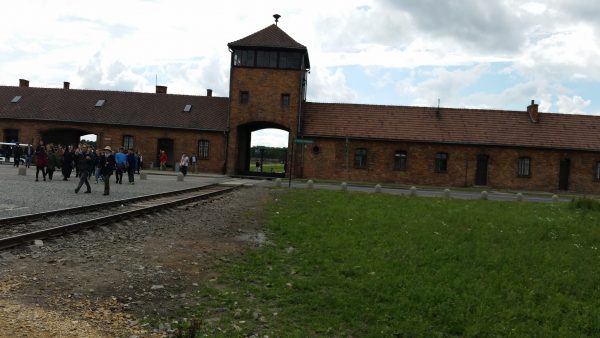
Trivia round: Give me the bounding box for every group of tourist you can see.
[160,150,198,176]
[24,141,143,196]
[177,152,199,176]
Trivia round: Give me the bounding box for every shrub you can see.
[570,197,600,211]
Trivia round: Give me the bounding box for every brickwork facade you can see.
[1,120,226,172]
[300,138,600,194]
[226,66,305,175]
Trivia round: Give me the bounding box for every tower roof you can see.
[228,24,307,51]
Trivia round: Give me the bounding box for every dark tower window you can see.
[281,94,290,107]
[240,91,249,104]
[256,51,278,68]
[233,50,255,67]
[279,52,301,69]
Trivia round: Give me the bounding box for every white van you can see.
[0,142,32,165]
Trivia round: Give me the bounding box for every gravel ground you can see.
[0,186,233,240]
[0,165,230,219]
[0,185,271,337]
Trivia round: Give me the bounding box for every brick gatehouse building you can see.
[2,24,600,194]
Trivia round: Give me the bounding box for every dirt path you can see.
[0,186,271,337]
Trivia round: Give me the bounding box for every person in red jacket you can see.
[35,146,48,181]
[159,150,168,170]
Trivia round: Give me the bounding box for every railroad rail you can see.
[0,184,238,250]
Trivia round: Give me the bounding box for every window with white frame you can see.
[123,135,134,150]
[394,151,407,171]
[518,157,531,177]
[198,140,209,160]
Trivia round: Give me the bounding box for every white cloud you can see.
[515,24,600,81]
[398,64,490,107]
[77,52,146,91]
[556,95,592,114]
[519,2,548,15]
[463,81,553,112]
[306,66,357,103]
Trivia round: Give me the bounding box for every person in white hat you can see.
[99,146,116,195]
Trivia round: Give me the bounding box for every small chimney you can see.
[207,89,213,97]
[63,82,70,90]
[19,79,29,87]
[156,85,167,94]
[527,99,539,123]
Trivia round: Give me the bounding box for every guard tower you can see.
[226,18,310,176]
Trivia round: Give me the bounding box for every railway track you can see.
[0,184,238,250]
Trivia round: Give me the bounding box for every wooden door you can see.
[559,159,570,191]
[475,154,489,186]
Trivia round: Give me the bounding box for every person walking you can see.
[134,151,141,174]
[47,145,59,181]
[126,148,136,184]
[94,148,103,183]
[74,145,93,194]
[13,143,22,167]
[179,152,189,176]
[159,150,167,170]
[25,144,33,168]
[114,147,127,184]
[35,146,48,181]
[190,153,197,173]
[99,146,115,195]
[255,160,261,173]
[62,145,74,181]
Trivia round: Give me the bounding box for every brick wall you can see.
[300,137,600,194]
[0,120,226,173]
[226,66,304,175]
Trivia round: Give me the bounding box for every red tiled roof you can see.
[303,102,600,152]
[0,86,228,131]
[228,24,307,50]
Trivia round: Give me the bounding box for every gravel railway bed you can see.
[0,186,271,337]
[0,187,270,338]
[0,165,230,219]
[0,185,236,247]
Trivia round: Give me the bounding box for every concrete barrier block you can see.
[374,184,382,193]
[443,188,451,199]
[516,192,523,201]
[552,194,559,202]
[409,186,417,197]
[481,191,488,200]
[341,182,347,192]
[307,180,314,189]
[18,167,26,176]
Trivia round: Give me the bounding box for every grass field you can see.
[187,190,600,337]
[249,162,285,173]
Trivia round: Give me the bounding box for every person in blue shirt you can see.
[114,147,127,184]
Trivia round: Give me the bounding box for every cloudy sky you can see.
[1,0,599,147]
